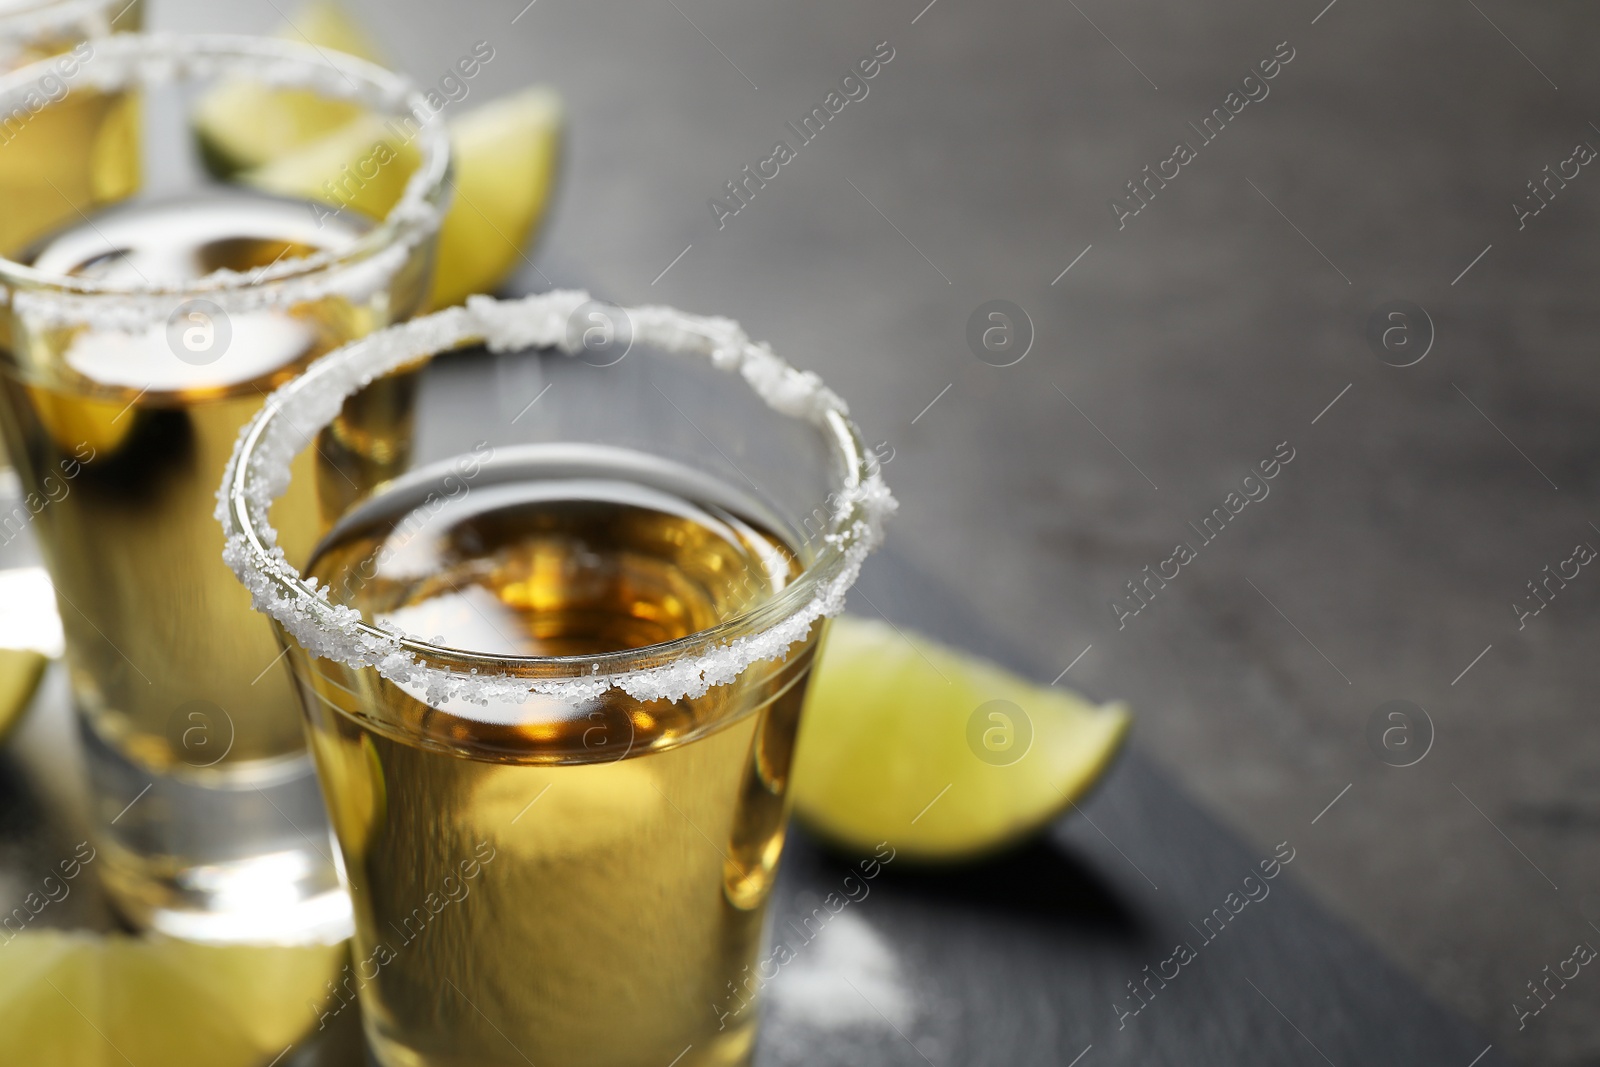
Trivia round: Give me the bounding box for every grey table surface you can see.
[40,0,1600,1062]
[762,548,1510,1067]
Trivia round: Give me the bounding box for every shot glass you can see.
[218,291,894,1066]
[0,32,449,942]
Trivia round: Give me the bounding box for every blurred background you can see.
[6,0,1599,1063]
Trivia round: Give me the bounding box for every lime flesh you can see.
[0,930,345,1066]
[792,615,1130,860]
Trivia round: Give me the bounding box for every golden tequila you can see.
[297,449,819,1067]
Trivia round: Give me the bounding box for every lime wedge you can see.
[0,930,344,1066]
[0,567,59,745]
[792,615,1130,860]
[191,1,383,177]
[425,86,562,310]
[243,113,421,224]
[194,0,562,309]
[266,0,380,61]
[238,87,563,312]
[0,647,46,745]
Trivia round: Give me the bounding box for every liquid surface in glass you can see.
[299,448,817,1067]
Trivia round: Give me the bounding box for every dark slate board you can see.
[753,548,1506,1067]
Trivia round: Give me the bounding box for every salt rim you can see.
[0,32,449,331]
[0,0,121,52]
[217,290,897,707]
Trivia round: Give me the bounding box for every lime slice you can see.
[194,0,562,309]
[0,932,99,1066]
[792,615,1130,860]
[0,647,46,745]
[238,87,563,312]
[425,87,562,310]
[147,937,348,1053]
[243,113,421,225]
[0,930,345,1066]
[260,0,380,62]
[191,1,383,177]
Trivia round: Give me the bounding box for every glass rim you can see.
[217,291,896,706]
[0,0,127,36]
[0,31,449,312]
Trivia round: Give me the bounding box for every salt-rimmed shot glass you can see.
[0,33,449,943]
[218,291,894,1067]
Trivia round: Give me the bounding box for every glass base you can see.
[79,714,352,945]
[363,1011,758,1067]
